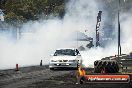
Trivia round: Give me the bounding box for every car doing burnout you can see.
[49,48,82,70]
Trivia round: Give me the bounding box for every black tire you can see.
[115,62,119,72]
[50,68,54,70]
[94,61,98,66]
[94,60,119,73]
[106,62,119,73]
[94,61,102,73]
[106,62,111,73]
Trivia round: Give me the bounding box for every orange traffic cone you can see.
[16,64,19,71]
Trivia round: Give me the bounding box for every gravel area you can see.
[0,66,72,88]
[0,66,132,88]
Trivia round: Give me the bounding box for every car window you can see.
[54,49,76,56]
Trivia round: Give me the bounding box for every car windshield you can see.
[54,49,76,56]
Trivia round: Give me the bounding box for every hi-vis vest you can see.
[78,67,86,76]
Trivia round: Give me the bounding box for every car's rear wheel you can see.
[94,61,119,73]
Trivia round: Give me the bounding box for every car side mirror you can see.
[77,54,81,56]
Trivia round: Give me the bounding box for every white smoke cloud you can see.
[0,0,101,69]
[120,13,132,54]
[0,0,132,69]
[81,12,132,68]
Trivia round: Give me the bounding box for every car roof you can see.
[56,48,77,50]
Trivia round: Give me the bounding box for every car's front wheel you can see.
[50,68,54,70]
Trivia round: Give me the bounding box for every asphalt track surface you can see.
[0,65,132,88]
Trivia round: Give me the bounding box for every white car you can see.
[49,48,82,70]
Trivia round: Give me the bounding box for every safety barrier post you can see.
[16,64,19,71]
